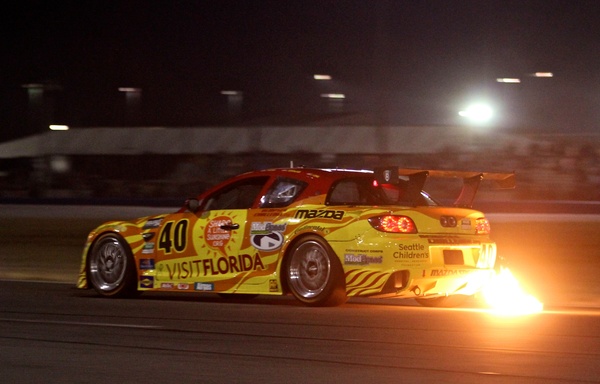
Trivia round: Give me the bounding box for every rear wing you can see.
[374,167,515,208]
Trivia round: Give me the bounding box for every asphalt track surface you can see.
[1,205,600,383]
[1,280,599,383]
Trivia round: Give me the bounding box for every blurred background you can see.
[1,1,598,207]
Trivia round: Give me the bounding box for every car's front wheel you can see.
[87,233,138,298]
[285,236,346,306]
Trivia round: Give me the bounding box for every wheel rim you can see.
[89,236,128,292]
[288,240,331,299]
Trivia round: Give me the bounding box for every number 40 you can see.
[158,220,188,253]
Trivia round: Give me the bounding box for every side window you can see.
[327,178,390,205]
[328,180,360,204]
[202,177,269,210]
[259,178,307,208]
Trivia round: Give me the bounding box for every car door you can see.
[154,176,269,292]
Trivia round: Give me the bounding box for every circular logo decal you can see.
[251,232,284,251]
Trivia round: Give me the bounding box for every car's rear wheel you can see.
[285,236,347,307]
[88,233,138,298]
[415,294,470,308]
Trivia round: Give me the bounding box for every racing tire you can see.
[415,294,470,308]
[87,233,138,298]
[285,235,347,307]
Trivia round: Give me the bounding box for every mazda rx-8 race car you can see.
[77,166,515,307]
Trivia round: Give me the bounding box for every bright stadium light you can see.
[458,103,494,124]
[496,78,521,83]
[49,124,69,131]
[320,93,345,99]
[118,87,142,93]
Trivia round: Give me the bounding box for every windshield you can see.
[326,177,438,207]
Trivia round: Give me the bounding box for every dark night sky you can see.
[1,0,600,141]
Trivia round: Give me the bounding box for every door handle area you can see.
[220,223,240,230]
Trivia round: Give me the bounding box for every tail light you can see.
[368,215,417,233]
[475,217,491,234]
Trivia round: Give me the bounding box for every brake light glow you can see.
[369,215,417,233]
[475,217,491,234]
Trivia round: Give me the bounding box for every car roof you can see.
[193,167,377,205]
[255,167,373,177]
[240,167,375,183]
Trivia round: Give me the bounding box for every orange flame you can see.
[482,267,544,316]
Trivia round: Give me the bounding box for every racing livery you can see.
[77,167,515,307]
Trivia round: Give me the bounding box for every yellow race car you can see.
[77,167,514,307]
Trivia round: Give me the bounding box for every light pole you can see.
[313,74,346,114]
[22,83,57,136]
[320,93,345,114]
[220,90,243,122]
[119,87,142,125]
[22,82,61,196]
[494,71,553,128]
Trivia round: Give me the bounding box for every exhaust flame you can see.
[482,267,544,316]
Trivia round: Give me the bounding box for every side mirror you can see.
[185,198,201,213]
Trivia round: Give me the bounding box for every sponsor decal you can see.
[141,243,155,254]
[250,222,286,251]
[294,225,329,235]
[344,254,383,265]
[143,218,163,229]
[383,169,392,182]
[294,209,344,220]
[140,258,155,270]
[269,279,279,292]
[161,282,174,289]
[204,216,233,253]
[430,269,474,277]
[194,282,214,291]
[301,225,326,232]
[398,244,425,251]
[251,222,287,233]
[424,237,479,245]
[177,283,190,290]
[251,232,284,251]
[164,254,266,279]
[253,209,283,217]
[140,276,154,288]
[394,243,429,260]
[345,249,384,254]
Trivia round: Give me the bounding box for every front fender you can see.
[76,221,143,289]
